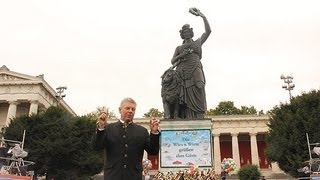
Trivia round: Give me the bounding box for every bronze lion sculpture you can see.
[161,69,182,119]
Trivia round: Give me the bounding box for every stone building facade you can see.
[134,117,283,175]
[0,65,76,129]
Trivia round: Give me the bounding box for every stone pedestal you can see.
[159,118,213,173]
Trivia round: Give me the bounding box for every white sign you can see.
[160,129,212,167]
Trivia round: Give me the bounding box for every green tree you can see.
[143,108,164,118]
[266,90,320,177]
[4,106,104,179]
[70,115,104,179]
[207,101,239,115]
[237,164,261,180]
[206,101,258,115]
[239,105,257,115]
[87,106,117,119]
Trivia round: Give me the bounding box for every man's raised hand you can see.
[97,111,108,129]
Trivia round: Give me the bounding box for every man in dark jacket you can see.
[92,97,160,180]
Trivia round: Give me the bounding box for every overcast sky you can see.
[1,0,320,118]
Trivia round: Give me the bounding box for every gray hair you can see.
[120,97,137,107]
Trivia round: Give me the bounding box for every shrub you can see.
[237,164,261,180]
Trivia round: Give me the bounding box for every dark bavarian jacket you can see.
[92,120,160,180]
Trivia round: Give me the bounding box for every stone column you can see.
[213,133,221,174]
[5,101,19,126]
[231,133,240,172]
[29,100,39,116]
[250,132,260,166]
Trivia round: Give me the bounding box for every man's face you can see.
[119,102,136,122]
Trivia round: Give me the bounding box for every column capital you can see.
[29,100,39,104]
[249,132,257,136]
[212,132,220,137]
[8,101,19,105]
[231,132,239,137]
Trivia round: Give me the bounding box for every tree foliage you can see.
[143,108,164,118]
[206,101,258,115]
[4,106,104,179]
[266,90,320,177]
[237,164,261,180]
[95,106,116,119]
[239,105,258,115]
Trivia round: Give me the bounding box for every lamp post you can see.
[280,74,295,100]
[55,86,67,99]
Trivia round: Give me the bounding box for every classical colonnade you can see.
[211,116,282,174]
[132,117,283,175]
[212,132,279,174]
[0,100,40,127]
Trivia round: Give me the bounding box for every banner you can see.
[160,129,212,167]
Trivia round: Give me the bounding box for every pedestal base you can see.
[159,118,213,173]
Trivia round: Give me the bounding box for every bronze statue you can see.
[161,68,182,119]
[162,8,211,119]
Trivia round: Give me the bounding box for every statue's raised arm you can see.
[189,7,211,44]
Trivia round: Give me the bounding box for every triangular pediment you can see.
[0,65,42,82]
[0,73,30,81]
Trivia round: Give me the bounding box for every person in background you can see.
[221,170,227,180]
[92,97,160,180]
